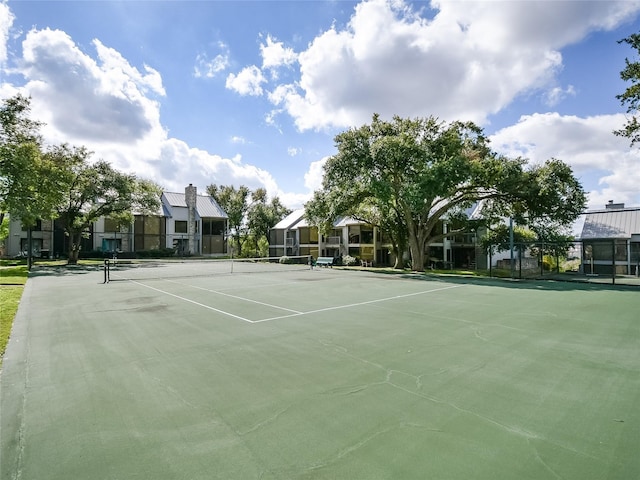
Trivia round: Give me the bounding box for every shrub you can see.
[136,248,177,258]
[342,255,358,266]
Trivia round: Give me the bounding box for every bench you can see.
[360,259,373,268]
[315,256,335,267]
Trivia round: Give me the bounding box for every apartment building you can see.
[3,185,228,258]
[268,209,481,268]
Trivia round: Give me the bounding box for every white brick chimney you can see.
[185,184,197,255]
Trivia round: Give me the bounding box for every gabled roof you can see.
[578,207,640,239]
[333,216,362,227]
[161,191,227,219]
[273,209,305,230]
[163,191,188,208]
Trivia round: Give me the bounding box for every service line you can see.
[166,280,303,314]
[252,284,466,323]
[128,281,464,325]
[130,280,253,323]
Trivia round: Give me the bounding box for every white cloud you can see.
[277,191,313,211]
[287,146,300,156]
[490,112,640,208]
[266,0,640,131]
[0,1,13,64]
[544,85,577,107]
[230,136,246,144]
[225,65,266,96]
[3,24,289,204]
[154,139,280,194]
[260,35,297,71]
[194,42,230,78]
[304,156,327,192]
[18,28,165,145]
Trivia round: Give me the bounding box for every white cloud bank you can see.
[0,2,13,64]
[491,113,640,208]
[0,23,282,199]
[258,0,640,131]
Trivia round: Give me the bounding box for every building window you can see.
[299,227,319,245]
[175,221,188,234]
[361,226,374,244]
[134,215,166,252]
[270,229,284,245]
[348,226,360,244]
[202,219,225,235]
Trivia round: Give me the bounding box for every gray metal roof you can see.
[196,195,227,218]
[273,209,305,229]
[163,192,187,208]
[161,191,227,219]
[578,207,640,239]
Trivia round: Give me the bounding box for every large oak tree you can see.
[306,114,586,271]
[615,33,640,145]
[0,95,162,264]
[49,144,162,264]
[0,95,59,227]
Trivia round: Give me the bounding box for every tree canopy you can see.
[615,33,640,145]
[247,188,291,254]
[0,95,58,227]
[306,114,586,271]
[51,144,162,264]
[0,95,162,264]
[207,184,291,257]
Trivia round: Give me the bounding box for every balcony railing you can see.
[326,236,341,245]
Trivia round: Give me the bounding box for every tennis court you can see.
[1,262,639,479]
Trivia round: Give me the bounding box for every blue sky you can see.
[1,0,640,210]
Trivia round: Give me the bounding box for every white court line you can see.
[127,280,464,325]
[130,280,253,323]
[165,280,303,314]
[252,284,465,323]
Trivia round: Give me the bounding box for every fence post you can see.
[509,218,515,279]
[489,248,493,278]
[612,239,616,285]
[518,245,522,279]
[540,242,544,276]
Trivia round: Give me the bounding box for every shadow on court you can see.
[339,266,640,291]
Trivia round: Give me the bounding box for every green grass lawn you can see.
[0,265,28,362]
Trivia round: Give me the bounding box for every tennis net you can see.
[104,255,312,282]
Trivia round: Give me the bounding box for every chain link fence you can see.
[485,239,640,287]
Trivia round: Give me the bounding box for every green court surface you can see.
[1,266,639,479]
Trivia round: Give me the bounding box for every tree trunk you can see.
[67,232,81,265]
[406,213,426,272]
[408,233,426,272]
[391,237,407,269]
[27,227,33,271]
[392,248,403,269]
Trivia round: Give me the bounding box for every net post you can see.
[103,259,109,284]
